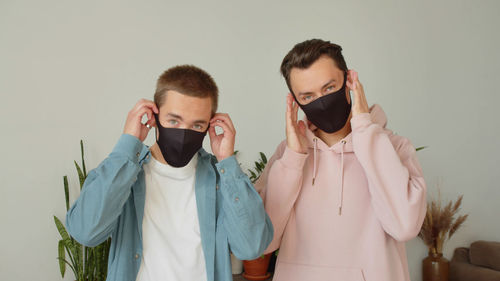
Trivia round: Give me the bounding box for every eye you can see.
[193,124,203,130]
[168,119,178,126]
[326,85,335,92]
[303,95,313,101]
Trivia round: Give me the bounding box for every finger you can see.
[145,116,156,128]
[211,119,234,137]
[346,70,354,89]
[297,120,306,136]
[286,94,293,128]
[347,71,356,90]
[208,124,218,141]
[292,98,299,124]
[134,99,159,114]
[210,113,235,133]
[135,107,154,123]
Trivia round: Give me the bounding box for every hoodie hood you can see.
[304,104,388,153]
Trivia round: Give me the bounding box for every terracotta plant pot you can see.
[423,252,449,281]
[242,253,272,280]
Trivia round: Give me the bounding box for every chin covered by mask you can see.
[153,113,207,168]
[292,72,351,133]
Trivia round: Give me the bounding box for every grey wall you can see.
[1,0,499,280]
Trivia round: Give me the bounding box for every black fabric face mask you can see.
[154,113,207,168]
[292,72,351,133]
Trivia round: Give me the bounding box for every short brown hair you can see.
[280,39,348,92]
[154,65,218,115]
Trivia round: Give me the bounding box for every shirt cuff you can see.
[111,134,149,163]
[215,155,245,178]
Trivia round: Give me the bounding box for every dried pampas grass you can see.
[418,187,468,255]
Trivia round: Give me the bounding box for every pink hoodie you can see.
[255,104,427,281]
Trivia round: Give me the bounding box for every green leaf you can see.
[53,216,78,267]
[74,161,85,190]
[260,152,267,164]
[80,140,87,177]
[416,146,427,152]
[254,161,260,170]
[58,240,66,277]
[57,257,77,278]
[258,161,265,170]
[64,176,70,212]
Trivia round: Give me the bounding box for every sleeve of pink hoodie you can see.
[254,140,308,253]
[351,113,427,242]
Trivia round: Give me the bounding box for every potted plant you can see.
[418,188,468,281]
[53,140,111,281]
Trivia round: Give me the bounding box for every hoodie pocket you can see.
[275,261,366,281]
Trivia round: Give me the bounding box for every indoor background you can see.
[1,0,499,280]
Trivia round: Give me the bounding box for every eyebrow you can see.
[297,79,335,96]
[166,113,208,125]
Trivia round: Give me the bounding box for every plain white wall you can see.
[1,0,499,280]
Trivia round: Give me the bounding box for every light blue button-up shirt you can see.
[65,134,273,281]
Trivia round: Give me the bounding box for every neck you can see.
[315,113,352,147]
[150,143,167,164]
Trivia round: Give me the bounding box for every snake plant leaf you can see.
[76,244,83,279]
[54,216,76,255]
[64,176,70,212]
[74,161,85,190]
[57,256,77,278]
[58,239,66,277]
[80,140,87,177]
[83,246,89,278]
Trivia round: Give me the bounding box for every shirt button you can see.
[136,152,140,157]
[216,184,219,190]
[135,254,139,259]
[220,168,225,174]
[235,197,239,202]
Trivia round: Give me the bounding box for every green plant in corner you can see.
[247,152,268,184]
[53,140,111,281]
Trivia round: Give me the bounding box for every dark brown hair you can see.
[154,65,218,115]
[280,39,348,92]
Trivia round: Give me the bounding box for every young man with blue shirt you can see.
[65,65,273,281]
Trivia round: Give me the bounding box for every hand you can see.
[286,93,308,154]
[209,113,236,162]
[123,99,159,142]
[346,70,369,116]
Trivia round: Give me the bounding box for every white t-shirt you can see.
[135,153,207,281]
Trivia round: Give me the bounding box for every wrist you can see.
[216,153,233,162]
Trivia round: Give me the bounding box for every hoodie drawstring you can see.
[311,137,346,215]
[312,138,318,185]
[339,139,346,215]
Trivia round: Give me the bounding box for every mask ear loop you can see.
[153,113,159,143]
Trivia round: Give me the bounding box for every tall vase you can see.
[231,253,243,274]
[422,252,449,281]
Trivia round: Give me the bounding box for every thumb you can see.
[297,120,306,136]
[208,125,217,141]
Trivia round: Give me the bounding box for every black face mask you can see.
[154,114,207,168]
[292,72,351,133]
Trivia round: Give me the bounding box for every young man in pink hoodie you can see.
[255,39,427,281]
